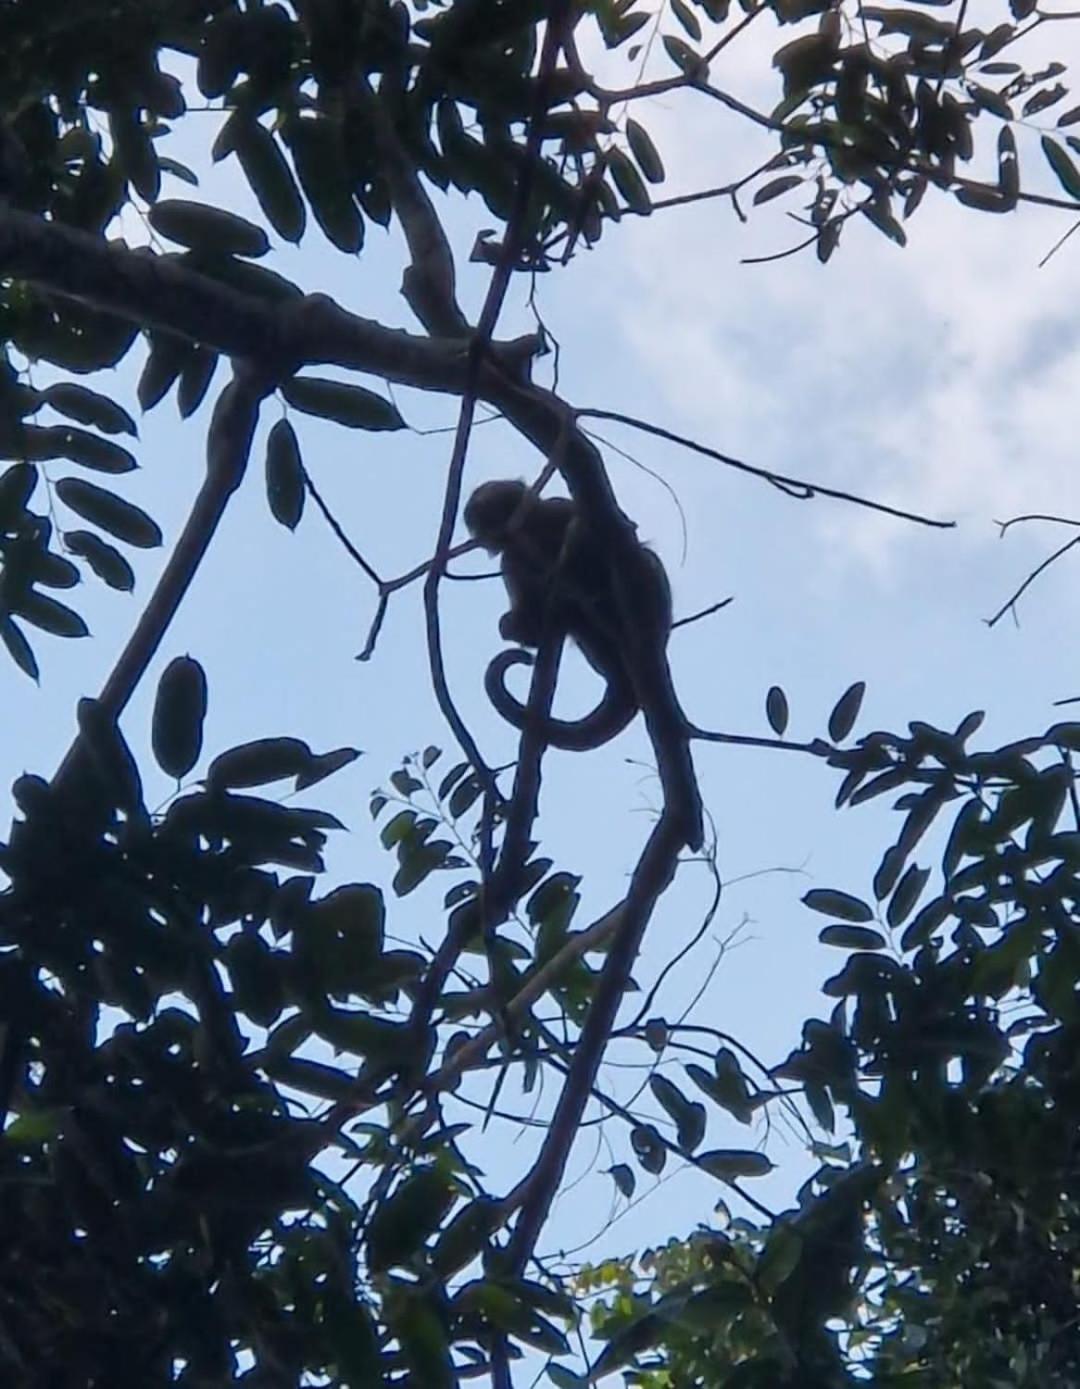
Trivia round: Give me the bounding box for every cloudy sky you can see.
[7,2,1080,1276]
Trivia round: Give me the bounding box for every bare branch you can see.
[578,407,955,529]
[986,534,1080,628]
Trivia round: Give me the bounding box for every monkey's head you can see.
[464,479,528,554]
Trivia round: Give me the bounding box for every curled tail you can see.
[485,648,637,751]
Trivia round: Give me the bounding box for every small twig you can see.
[578,407,955,529]
[300,461,382,586]
[986,534,1080,628]
[672,597,733,631]
[996,512,1080,534]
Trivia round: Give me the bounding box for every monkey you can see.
[464,479,672,752]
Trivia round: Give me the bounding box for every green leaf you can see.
[1041,135,1080,201]
[0,615,39,680]
[886,863,930,927]
[663,34,709,80]
[55,478,162,548]
[697,1148,773,1180]
[754,174,803,205]
[819,923,887,949]
[758,1225,803,1292]
[607,148,652,214]
[225,932,285,1027]
[803,888,874,922]
[0,463,37,519]
[266,418,305,529]
[207,736,314,790]
[152,655,208,779]
[11,589,88,639]
[431,1196,500,1277]
[766,685,789,735]
[626,119,665,184]
[671,0,703,41]
[285,115,365,253]
[295,746,361,791]
[177,346,218,418]
[149,199,271,259]
[281,376,404,430]
[827,681,865,742]
[64,530,135,591]
[367,1167,458,1272]
[137,333,190,411]
[631,1123,667,1175]
[650,1074,706,1151]
[43,383,136,436]
[235,118,306,243]
[54,427,137,475]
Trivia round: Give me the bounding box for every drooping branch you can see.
[54,361,276,786]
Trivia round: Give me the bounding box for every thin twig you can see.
[578,407,954,529]
[986,534,1080,628]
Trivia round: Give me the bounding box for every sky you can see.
[8,0,1080,1325]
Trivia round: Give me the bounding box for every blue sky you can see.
[8,9,1080,1299]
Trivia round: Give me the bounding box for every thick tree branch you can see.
[0,205,537,393]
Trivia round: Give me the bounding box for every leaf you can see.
[234,118,306,243]
[1041,136,1080,201]
[663,34,708,80]
[886,864,930,927]
[177,346,218,418]
[158,155,199,186]
[766,685,789,736]
[0,616,39,680]
[137,333,190,411]
[1057,104,1080,128]
[281,376,404,431]
[44,383,136,436]
[827,681,865,742]
[803,888,874,922]
[430,1197,500,1277]
[153,655,208,779]
[149,199,271,258]
[64,530,135,591]
[11,589,88,639]
[819,924,887,949]
[997,125,1019,204]
[631,1123,667,1175]
[650,1074,706,1152]
[285,115,365,253]
[367,1168,458,1272]
[949,183,1010,212]
[758,1225,803,1292]
[266,418,305,529]
[625,118,665,184]
[0,462,37,520]
[754,174,803,205]
[697,1148,773,1180]
[55,478,162,548]
[1024,84,1067,118]
[54,427,137,475]
[296,746,360,790]
[671,0,703,41]
[207,737,314,790]
[607,148,651,214]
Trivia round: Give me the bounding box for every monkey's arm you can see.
[485,648,637,751]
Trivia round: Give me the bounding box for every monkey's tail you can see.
[485,649,636,751]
